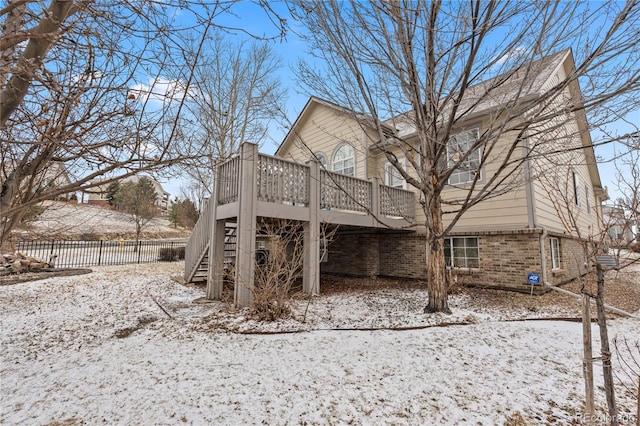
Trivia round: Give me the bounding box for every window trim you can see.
[331,143,356,177]
[384,158,407,189]
[444,236,480,269]
[447,128,482,185]
[550,237,561,270]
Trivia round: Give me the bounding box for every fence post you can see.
[98,240,103,266]
[170,241,174,261]
[50,240,55,256]
[137,241,142,263]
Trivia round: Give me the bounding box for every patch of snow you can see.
[1,263,638,425]
[16,201,189,239]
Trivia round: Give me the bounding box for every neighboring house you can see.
[602,205,635,247]
[185,49,609,306]
[1,161,74,201]
[85,175,170,215]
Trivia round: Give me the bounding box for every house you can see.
[1,161,74,201]
[84,175,170,215]
[184,49,609,306]
[602,205,636,247]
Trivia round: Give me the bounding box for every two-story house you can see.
[184,49,609,306]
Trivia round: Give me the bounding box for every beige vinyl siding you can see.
[440,128,529,231]
[277,102,368,179]
[529,64,601,238]
[369,129,530,232]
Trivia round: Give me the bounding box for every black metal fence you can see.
[15,240,187,268]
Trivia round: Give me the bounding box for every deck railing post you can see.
[370,177,381,219]
[303,159,321,295]
[234,142,258,307]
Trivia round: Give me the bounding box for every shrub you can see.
[158,246,185,261]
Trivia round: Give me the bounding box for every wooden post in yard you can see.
[582,292,594,423]
[595,262,618,425]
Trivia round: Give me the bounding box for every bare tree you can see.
[288,0,640,312]
[0,0,286,252]
[535,130,640,420]
[181,33,287,195]
[113,177,158,250]
[611,132,640,252]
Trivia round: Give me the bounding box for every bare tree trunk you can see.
[595,263,618,425]
[424,202,450,314]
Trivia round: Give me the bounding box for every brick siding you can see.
[321,229,591,292]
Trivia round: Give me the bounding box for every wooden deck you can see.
[184,142,416,306]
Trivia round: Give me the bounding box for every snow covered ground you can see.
[1,263,638,425]
[16,201,190,240]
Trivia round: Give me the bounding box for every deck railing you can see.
[209,149,414,218]
[257,154,310,205]
[320,170,371,213]
[217,156,241,205]
[380,186,416,221]
[184,196,215,281]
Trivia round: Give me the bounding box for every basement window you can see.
[444,237,479,268]
[550,237,561,270]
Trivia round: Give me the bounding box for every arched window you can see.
[332,144,355,176]
[314,152,328,168]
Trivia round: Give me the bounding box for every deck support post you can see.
[206,166,223,299]
[303,159,321,295]
[235,142,258,307]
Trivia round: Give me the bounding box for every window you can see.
[314,152,328,168]
[332,144,355,176]
[447,129,481,185]
[444,237,479,268]
[572,172,580,206]
[550,237,561,270]
[385,158,406,189]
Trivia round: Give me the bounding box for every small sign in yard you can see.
[527,272,541,285]
[527,272,541,296]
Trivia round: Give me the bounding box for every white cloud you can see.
[129,77,196,105]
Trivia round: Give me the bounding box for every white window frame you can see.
[550,237,561,270]
[444,236,479,268]
[384,158,407,189]
[447,129,481,185]
[332,144,355,177]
